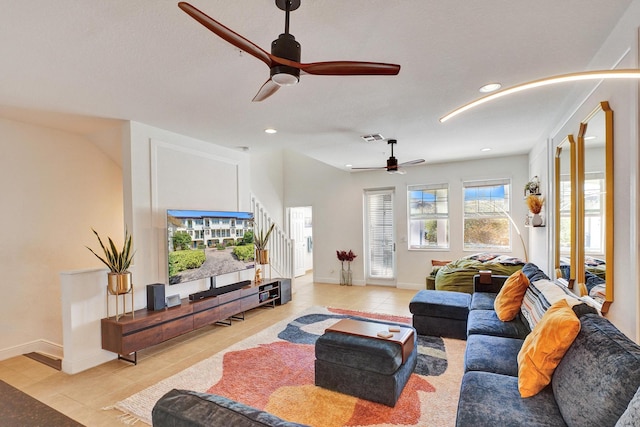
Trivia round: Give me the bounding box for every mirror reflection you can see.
[555,135,576,286]
[578,102,613,312]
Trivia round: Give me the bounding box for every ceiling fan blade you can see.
[252,79,280,102]
[399,159,426,166]
[299,61,401,76]
[178,2,272,67]
[351,166,386,170]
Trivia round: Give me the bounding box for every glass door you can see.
[364,189,396,286]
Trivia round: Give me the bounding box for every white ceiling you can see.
[0,0,633,171]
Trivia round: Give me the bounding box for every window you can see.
[584,173,604,255]
[408,184,449,249]
[463,179,511,251]
[558,174,572,254]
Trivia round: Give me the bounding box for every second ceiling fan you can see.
[178,1,401,102]
[352,139,425,174]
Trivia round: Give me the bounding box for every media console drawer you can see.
[120,326,163,355]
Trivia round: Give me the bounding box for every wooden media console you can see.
[101,278,291,364]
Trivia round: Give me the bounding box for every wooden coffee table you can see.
[326,318,415,363]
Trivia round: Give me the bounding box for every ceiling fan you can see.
[178,1,401,102]
[352,139,425,174]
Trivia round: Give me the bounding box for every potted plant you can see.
[526,194,545,227]
[254,223,275,265]
[86,228,135,295]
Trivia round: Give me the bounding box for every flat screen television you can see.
[167,209,255,285]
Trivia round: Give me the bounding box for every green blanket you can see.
[435,257,523,294]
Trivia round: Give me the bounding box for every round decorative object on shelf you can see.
[531,214,543,227]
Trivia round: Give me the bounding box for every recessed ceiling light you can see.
[584,136,596,140]
[481,147,492,152]
[264,128,277,134]
[345,164,353,168]
[479,83,502,93]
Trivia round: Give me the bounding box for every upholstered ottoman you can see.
[409,290,471,339]
[314,319,417,407]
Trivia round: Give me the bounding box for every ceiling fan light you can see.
[272,72,299,86]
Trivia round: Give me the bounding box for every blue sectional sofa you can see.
[152,389,309,427]
[456,264,640,427]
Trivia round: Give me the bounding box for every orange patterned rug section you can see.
[206,340,436,426]
[114,306,466,426]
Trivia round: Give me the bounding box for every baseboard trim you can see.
[61,350,116,375]
[0,339,63,363]
[396,282,422,290]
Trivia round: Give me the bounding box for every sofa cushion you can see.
[467,309,530,339]
[409,290,471,320]
[553,314,640,427]
[315,331,404,375]
[152,389,309,427]
[494,270,530,321]
[464,334,523,376]
[456,371,567,427]
[517,300,581,398]
[521,262,550,282]
[470,292,496,310]
[520,279,582,331]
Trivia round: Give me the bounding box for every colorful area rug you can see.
[115,306,465,426]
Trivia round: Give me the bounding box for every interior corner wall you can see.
[124,121,251,308]
[0,117,123,361]
[282,150,530,288]
[282,150,358,285]
[527,138,552,273]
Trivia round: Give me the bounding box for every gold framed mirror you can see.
[576,101,613,312]
[555,135,577,287]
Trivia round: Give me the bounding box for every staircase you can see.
[251,195,294,279]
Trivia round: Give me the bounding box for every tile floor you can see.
[0,275,419,426]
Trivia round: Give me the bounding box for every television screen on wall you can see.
[167,210,255,285]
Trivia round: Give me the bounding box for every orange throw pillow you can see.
[517,299,581,397]
[494,270,529,321]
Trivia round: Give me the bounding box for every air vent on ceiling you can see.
[361,134,385,143]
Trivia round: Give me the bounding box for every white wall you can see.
[543,1,639,339]
[57,121,254,372]
[0,117,123,361]
[283,150,531,288]
[124,121,252,304]
[249,149,285,226]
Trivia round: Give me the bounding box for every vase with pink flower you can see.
[336,250,357,286]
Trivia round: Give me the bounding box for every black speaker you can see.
[276,278,292,305]
[147,283,166,311]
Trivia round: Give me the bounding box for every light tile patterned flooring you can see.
[0,275,419,426]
